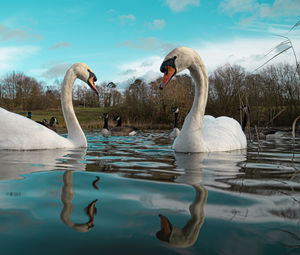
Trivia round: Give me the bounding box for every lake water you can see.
[0,131,299,255]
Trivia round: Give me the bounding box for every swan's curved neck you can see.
[61,69,86,146]
[183,57,208,131]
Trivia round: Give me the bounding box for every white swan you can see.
[0,63,98,150]
[160,47,247,152]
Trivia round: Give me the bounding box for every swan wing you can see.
[0,108,73,150]
[202,115,247,151]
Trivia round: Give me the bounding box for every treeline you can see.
[0,63,299,128]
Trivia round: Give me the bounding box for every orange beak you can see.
[159,214,172,236]
[88,76,99,95]
[160,66,176,89]
[92,176,100,190]
[85,199,98,229]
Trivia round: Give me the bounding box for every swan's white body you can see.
[0,63,97,150]
[173,114,246,152]
[0,108,74,150]
[161,47,247,152]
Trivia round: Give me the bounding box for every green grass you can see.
[15,107,104,128]
[14,107,171,130]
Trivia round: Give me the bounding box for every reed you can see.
[264,108,286,128]
[292,115,300,145]
[254,20,299,75]
[254,125,261,149]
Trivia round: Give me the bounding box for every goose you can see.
[101,113,111,137]
[259,128,285,139]
[36,116,59,132]
[159,47,247,152]
[168,106,180,139]
[0,63,98,150]
[110,115,137,136]
[241,106,285,139]
[36,118,48,126]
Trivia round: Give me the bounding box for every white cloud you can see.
[49,42,71,50]
[165,0,200,12]
[220,0,256,14]
[0,46,40,72]
[114,35,300,88]
[0,24,43,41]
[153,19,166,30]
[259,0,300,18]
[220,0,300,18]
[41,62,72,79]
[241,21,290,33]
[146,19,166,30]
[118,14,136,23]
[194,36,300,73]
[119,37,177,52]
[116,55,163,88]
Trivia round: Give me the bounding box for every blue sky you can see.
[0,0,299,89]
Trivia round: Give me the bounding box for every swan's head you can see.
[156,214,172,243]
[72,63,99,95]
[160,47,195,89]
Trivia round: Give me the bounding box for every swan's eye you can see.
[160,56,177,73]
[88,69,97,81]
[160,63,166,73]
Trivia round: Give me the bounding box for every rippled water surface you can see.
[0,131,299,255]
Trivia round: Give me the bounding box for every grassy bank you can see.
[14,106,300,132]
[14,107,172,130]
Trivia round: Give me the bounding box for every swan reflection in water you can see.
[56,149,100,233]
[60,170,99,232]
[156,151,246,248]
[0,147,99,232]
[0,148,88,180]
